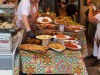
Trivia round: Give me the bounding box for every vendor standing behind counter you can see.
[16,0,40,38]
[66,0,78,21]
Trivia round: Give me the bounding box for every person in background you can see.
[88,0,100,66]
[58,0,69,16]
[58,0,69,7]
[16,0,40,38]
[66,0,77,21]
[85,1,97,42]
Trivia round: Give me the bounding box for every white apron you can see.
[93,22,100,59]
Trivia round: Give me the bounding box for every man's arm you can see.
[22,14,31,32]
[88,6,99,23]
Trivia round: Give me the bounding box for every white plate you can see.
[53,35,71,39]
[37,17,52,24]
[49,45,66,52]
[66,43,81,51]
[64,40,79,44]
[50,47,66,52]
[66,37,77,40]
[49,43,66,52]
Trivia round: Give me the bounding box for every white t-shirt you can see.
[16,0,38,27]
[17,0,31,20]
[95,13,100,21]
[94,13,100,59]
[95,13,100,34]
[95,13,100,32]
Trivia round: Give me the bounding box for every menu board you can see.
[0,33,12,52]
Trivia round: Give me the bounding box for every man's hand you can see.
[27,31,36,38]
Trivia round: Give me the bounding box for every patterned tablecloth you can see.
[15,50,88,75]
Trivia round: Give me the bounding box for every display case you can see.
[0,4,15,22]
[0,4,24,75]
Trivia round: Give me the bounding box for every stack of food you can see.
[54,16,73,24]
[36,35,52,40]
[53,33,70,39]
[19,44,48,52]
[65,25,85,32]
[40,29,61,35]
[49,43,66,52]
[64,21,85,32]
[36,23,57,30]
[65,42,81,50]
[25,38,41,44]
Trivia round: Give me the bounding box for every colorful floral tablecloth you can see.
[15,50,88,75]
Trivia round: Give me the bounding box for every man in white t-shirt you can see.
[88,4,100,66]
[16,0,39,38]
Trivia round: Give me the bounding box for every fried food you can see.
[42,19,49,22]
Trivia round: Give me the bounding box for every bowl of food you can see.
[37,17,52,24]
[36,35,52,46]
[65,42,82,51]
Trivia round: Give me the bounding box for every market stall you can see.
[14,14,88,75]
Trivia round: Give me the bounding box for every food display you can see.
[66,37,76,40]
[36,23,57,29]
[42,18,49,22]
[0,22,16,29]
[56,34,66,38]
[37,17,52,24]
[54,17,65,24]
[65,23,85,32]
[19,44,48,52]
[25,38,41,44]
[53,34,71,39]
[49,43,66,52]
[65,42,81,50]
[54,16,73,24]
[36,35,52,40]
[40,29,61,35]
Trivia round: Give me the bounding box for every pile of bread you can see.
[0,22,16,29]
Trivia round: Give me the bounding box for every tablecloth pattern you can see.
[15,50,88,75]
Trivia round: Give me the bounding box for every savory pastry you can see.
[19,44,48,52]
[49,43,65,50]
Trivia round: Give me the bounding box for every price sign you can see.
[0,33,12,52]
